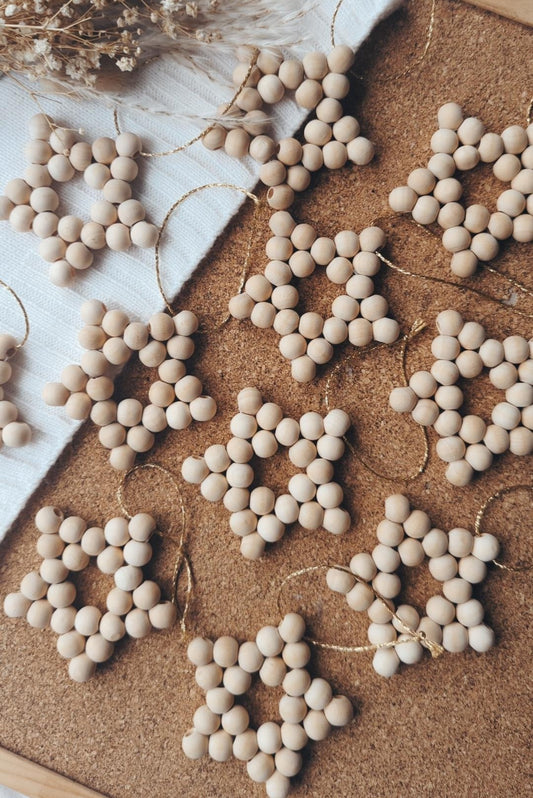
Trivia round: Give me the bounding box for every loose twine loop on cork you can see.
[277,564,444,659]
[324,317,430,482]
[372,216,533,321]
[331,0,437,84]
[0,278,30,352]
[116,463,192,636]
[154,183,263,324]
[113,48,260,158]
[474,484,533,573]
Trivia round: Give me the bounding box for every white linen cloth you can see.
[0,0,401,529]
[0,4,402,796]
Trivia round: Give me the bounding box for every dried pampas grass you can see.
[0,0,309,92]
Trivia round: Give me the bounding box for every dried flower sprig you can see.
[0,0,308,91]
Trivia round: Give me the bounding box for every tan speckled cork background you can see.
[1,2,532,797]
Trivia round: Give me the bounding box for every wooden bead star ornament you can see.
[0,279,32,448]
[389,309,532,485]
[3,503,177,682]
[182,387,352,560]
[389,102,533,277]
[229,211,400,383]
[43,299,216,471]
[203,45,375,212]
[182,612,353,798]
[0,113,158,286]
[327,493,499,678]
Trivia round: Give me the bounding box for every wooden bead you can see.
[224,129,251,158]
[4,592,32,618]
[110,156,138,182]
[47,153,75,182]
[68,653,96,683]
[50,606,77,634]
[493,153,521,181]
[149,601,177,630]
[346,137,375,165]
[389,186,418,213]
[182,729,208,760]
[322,72,350,99]
[302,52,328,79]
[85,633,114,663]
[29,113,53,140]
[124,608,152,638]
[106,223,131,251]
[295,79,323,110]
[411,195,440,224]
[5,178,31,205]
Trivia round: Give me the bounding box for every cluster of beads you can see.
[0,113,158,285]
[182,388,351,560]
[229,212,399,383]
[327,494,498,678]
[203,46,374,210]
[389,103,533,277]
[182,612,353,798]
[43,299,216,470]
[389,309,533,485]
[0,332,31,448]
[3,505,176,682]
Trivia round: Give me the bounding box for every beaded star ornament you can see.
[43,299,216,470]
[389,309,532,485]
[389,102,533,277]
[182,612,353,798]
[327,493,499,678]
[181,387,351,560]
[0,113,158,286]
[3,505,177,682]
[203,45,375,212]
[229,211,400,383]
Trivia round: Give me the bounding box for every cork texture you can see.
[1,2,532,797]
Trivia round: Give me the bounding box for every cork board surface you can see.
[1,2,532,797]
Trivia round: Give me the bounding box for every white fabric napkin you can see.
[0,4,399,536]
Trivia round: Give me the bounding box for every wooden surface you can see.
[0,748,107,798]
[462,0,533,26]
[1,2,532,798]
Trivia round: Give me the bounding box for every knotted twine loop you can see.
[475,484,533,573]
[117,463,192,636]
[324,318,430,482]
[277,564,444,659]
[0,278,30,353]
[113,48,260,158]
[154,183,263,323]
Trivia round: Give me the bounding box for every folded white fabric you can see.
[0,0,400,550]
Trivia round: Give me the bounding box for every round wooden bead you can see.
[124,608,152,638]
[149,601,177,630]
[4,592,32,618]
[68,653,96,683]
[302,709,331,739]
[182,729,208,759]
[389,186,418,213]
[50,606,77,634]
[99,612,126,642]
[58,633,86,661]
[411,195,440,224]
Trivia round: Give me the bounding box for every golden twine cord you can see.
[474,484,533,573]
[113,48,260,158]
[324,318,430,482]
[0,278,30,350]
[332,0,437,84]
[154,183,261,318]
[117,463,192,635]
[277,564,444,658]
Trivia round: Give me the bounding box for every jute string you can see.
[0,278,30,351]
[117,463,192,635]
[277,564,444,658]
[324,318,430,482]
[113,48,260,158]
[153,183,262,322]
[474,484,533,573]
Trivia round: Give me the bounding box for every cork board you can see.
[1,2,532,797]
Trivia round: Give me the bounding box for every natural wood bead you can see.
[32,211,58,238]
[316,98,343,123]
[235,87,262,112]
[166,401,192,430]
[428,152,457,178]
[501,124,528,154]
[431,128,459,154]
[115,132,142,157]
[50,606,77,634]
[322,72,350,99]
[248,135,277,163]
[257,74,285,104]
[103,178,132,203]
[493,153,521,181]
[278,58,304,88]
[438,202,465,229]
[57,630,86,659]
[202,124,227,151]
[84,162,111,189]
[110,156,138,182]
[49,127,76,154]
[327,44,355,73]
[5,178,32,205]
[47,153,74,182]
[182,729,208,760]
[346,136,374,165]
[243,110,269,136]
[274,494,299,524]
[389,186,417,213]
[301,143,324,172]
[85,633,114,663]
[92,136,117,164]
[411,195,440,224]
[9,205,35,232]
[29,113,53,140]
[437,102,463,130]
[0,196,14,220]
[407,167,436,195]
[109,444,136,471]
[106,223,131,251]
[295,79,323,109]
[224,128,251,158]
[124,608,152,638]
[90,400,117,427]
[302,709,330,740]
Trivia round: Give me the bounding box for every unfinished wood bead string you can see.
[228,211,400,383]
[43,299,216,470]
[203,44,375,211]
[0,113,158,286]
[327,493,498,678]
[389,103,533,277]
[0,279,32,448]
[389,309,533,485]
[3,505,177,682]
[181,612,353,798]
[182,387,352,561]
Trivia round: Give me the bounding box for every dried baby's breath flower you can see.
[0,0,309,93]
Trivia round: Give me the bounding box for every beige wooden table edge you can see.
[0,747,108,798]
